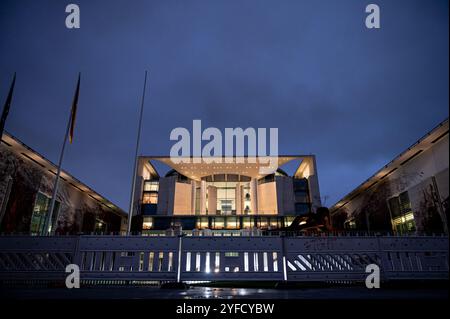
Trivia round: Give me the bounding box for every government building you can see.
[130,155,322,234]
[330,118,449,235]
[0,132,127,235]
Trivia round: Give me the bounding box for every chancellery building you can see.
[130,155,322,234]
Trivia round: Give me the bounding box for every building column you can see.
[235,182,242,215]
[191,181,196,215]
[208,185,217,215]
[199,180,207,215]
[250,178,258,214]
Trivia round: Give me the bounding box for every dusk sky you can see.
[0,0,448,210]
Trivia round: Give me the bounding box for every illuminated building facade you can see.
[131,155,322,234]
[0,132,127,234]
[330,119,449,235]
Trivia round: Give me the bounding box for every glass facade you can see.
[30,192,60,235]
[202,174,252,215]
[388,191,416,234]
[138,166,315,232]
[142,179,159,215]
[293,178,311,215]
[141,215,288,232]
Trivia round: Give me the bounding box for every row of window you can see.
[142,216,297,230]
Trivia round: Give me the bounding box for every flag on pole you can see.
[69,73,80,144]
[45,73,81,234]
[0,73,16,139]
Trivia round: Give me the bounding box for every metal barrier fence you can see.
[0,235,448,283]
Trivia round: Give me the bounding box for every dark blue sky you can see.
[0,0,448,210]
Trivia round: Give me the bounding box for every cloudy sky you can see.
[0,0,448,210]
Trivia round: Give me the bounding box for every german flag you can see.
[0,73,16,138]
[69,73,80,144]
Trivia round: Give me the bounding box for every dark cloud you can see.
[1,0,448,209]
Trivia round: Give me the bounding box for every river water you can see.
[1,286,448,299]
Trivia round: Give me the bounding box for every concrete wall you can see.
[207,185,217,214]
[173,182,192,215]
[257,182,278,214]
[275,176,296,215]
[156,176,175,215]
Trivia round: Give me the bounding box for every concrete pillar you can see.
[200,180,207,215]
[308,156,322,212]
[250,178,258,214]
[235,182,242,215]
[191,181,196,215]
[208,185,217,215]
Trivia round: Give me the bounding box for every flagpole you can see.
[127,70,148,235]
[45,73,80,235]
[0,72,17,138]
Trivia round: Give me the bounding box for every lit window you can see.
[196,217,209,229]
[142,193,158,204]
[226,217,239,229]
[212,217,225,229]
[143,180,159,192]
[143,217,153,230]
[259,218,268,229]
[388,192,416,234]
[243,217,253,229]
[269,218,278,228]
[284,216,295,227]
[30,192,60,235]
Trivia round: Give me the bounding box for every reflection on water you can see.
[182,286,447,299]
[1,286,448,300]
[180,287,254,299]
